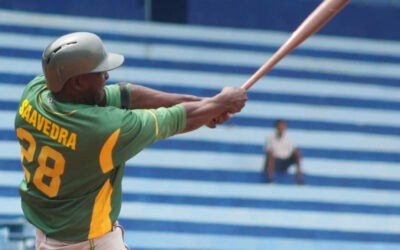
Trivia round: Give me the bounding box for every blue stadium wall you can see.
[0,0,398,40]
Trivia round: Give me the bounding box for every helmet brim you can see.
[92,52,125,73]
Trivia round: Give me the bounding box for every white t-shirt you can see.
[265,132,295,159]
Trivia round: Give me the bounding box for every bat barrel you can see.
[241,0,350,90]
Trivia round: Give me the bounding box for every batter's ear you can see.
[69,76,87,93]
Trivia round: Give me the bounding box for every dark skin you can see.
[52,71,247,132]
[52,72,109,105]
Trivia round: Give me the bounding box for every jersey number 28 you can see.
[16,128,65,198]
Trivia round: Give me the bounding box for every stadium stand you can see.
[0,218,35,250]
[0,6,399,250]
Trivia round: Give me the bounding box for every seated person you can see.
[263,119,304,184]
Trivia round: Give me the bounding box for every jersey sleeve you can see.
[112,104,187,163]
[104,83,133,109]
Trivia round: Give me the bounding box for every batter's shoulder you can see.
[23,75,47,93]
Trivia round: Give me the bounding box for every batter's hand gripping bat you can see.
[241,0,350,90]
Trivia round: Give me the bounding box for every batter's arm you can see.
[127,84,202,109]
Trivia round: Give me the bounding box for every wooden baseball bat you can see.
[241,0,350,90]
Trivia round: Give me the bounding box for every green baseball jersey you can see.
[14,75,186,241]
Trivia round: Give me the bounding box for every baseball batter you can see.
[14,32,247,249]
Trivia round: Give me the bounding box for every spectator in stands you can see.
[263,119,304,184]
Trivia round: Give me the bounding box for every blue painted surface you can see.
[0,0,146,19]
[0,8,400,250]
[187,0,400,40]
[0,0,399,39]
